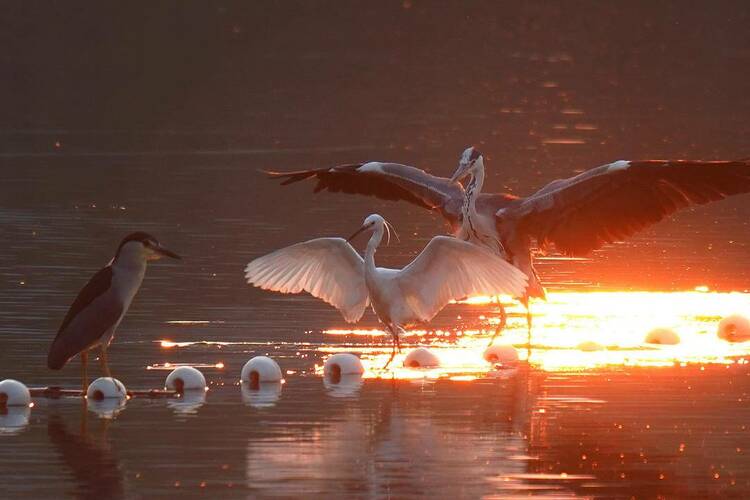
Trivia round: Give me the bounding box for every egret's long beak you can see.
[450,162,471,184]
[346,224,370,243]
[154,245,181,260]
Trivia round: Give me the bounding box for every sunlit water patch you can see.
[317,291,750,377]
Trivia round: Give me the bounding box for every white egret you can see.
[245,214,528,367]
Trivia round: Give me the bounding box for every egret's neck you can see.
[364,224,385,272]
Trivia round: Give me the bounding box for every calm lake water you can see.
[2,2,750,498]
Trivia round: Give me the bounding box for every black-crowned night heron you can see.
[47,232,180,392]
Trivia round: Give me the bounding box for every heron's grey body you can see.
[267,150,750,303]
[47,232,180,390]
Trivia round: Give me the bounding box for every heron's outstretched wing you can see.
[508,159,750,256]
[396,236,528,323]
[48,266,124,370]
[266,162,464,222]
[245,237,368,323]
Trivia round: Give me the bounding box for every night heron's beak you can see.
[154,245,181,260]
[346,224,371,243]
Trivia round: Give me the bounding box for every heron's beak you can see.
[450,162,471,184]
[346,224,370,243]
[154,245,182,260]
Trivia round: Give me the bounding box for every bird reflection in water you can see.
[48,404,124,499]
[245,373,535,497]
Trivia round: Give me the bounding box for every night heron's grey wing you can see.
[266,162,465,224]
[506,159,750,256]
[47,266,124,369]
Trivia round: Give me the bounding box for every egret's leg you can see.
[487,296,508,348]
[383,325,399,369]
[80,350,89,394]
[396,326,407,353]
[99,346,112,378]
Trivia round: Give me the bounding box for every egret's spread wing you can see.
[397,236,528,322]
[48,266,123,370]
[245,237,368,323]
[266,162,464,222]
[509,159,750,256]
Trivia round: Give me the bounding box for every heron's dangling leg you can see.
[525,301,533,345]
[80,350,89,395]
[383,325,399,370]
[520,295,533,360]
[487,296,508,348]
[99,346,112,378]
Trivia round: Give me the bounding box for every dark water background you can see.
[1,2,750,498]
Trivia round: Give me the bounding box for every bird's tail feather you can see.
[47,340,70,370]
[47,333,90,370]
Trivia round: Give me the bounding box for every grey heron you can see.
[245,214,528,367]
[47,232,181,392]
[267,148,750,343]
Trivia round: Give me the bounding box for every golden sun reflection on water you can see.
[319,290,750,378]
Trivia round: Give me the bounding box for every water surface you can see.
[2,2,750,498]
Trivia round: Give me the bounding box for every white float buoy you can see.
[644,328,680,345]
[483,345,519,364]
[241,356,282,384]
[241,382,282,408]
[167,391,206,416]
[577,341,605,352]
[0,407,31,435]
[165,366,207,392]
[403,347,440,368]
[718,314,750,342]
[324,353,364,378]
[88,398,127,419]
[323,373,364,398]
[0,379,31,407]
[86,377,127,400]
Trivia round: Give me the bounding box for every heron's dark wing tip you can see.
[263,168,324,185]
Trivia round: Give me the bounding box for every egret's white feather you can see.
[396,236,528,323]
[245,237,369,323]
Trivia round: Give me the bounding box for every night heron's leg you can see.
[99,346,112,378]
[487,296,508,348]
[383,325,399,369]
[80,350,89,394]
